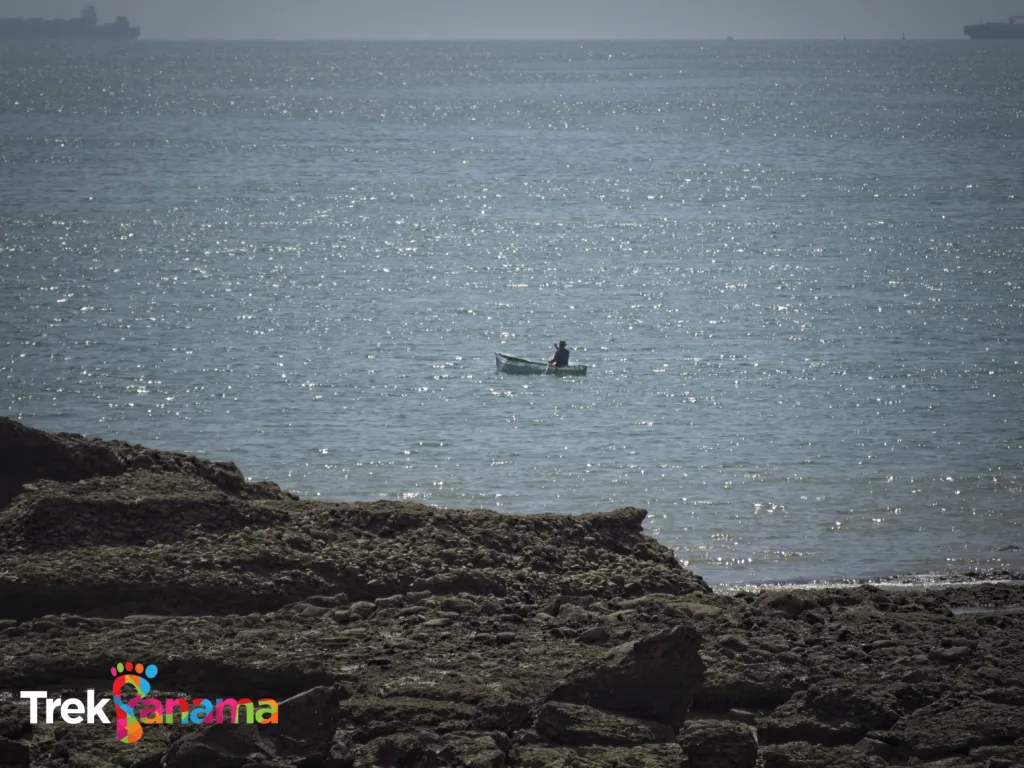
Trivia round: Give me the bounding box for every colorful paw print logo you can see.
[110,661,158,743]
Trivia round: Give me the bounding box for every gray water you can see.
[2,40,1023,588]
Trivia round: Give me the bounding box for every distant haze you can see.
[0,0,1020,40]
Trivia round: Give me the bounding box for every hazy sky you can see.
[1,0,1021,40]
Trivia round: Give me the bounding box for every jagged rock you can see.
[511,743,686,768]
[436,732,507,768]
[693,661,797,711]
[0,701,30,741]
[761,741,889,768]
[258,685,344,762]
[338,696,477,741]
[678,719,758,768]
[4,419,1024,768]
[351,732,443,768]
[754,592,809,620]
[547,624,704,727]
[161,722,275,768]
[472,695,533,733]
[0,415,289,510]
[0,450,709,620]
[852,737,892,760]
[870,695,1024,759]
[757,682,900,746]
[968,742,1024,767]
[534,702,675,747]
[324,730,355,768]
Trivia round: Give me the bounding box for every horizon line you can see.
[126,35,974,43]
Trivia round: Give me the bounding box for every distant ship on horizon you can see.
[0,5,140,41]
[963,15,1024,39]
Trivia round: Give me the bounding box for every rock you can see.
[440,597,476,613]
[511,743,686,768]
[727,709,758,725]
[258,685,343,762]
[577,626,611,644]
[547,623,704,727]
[351,732,442,768]
[5,419,1024,768]
[161,722,275,768]
[472,695,533,733]
[339,696,476,741]
[324,730,355,768]
[348,601,376,619]
[761,741,890,767]
[755,592,808,619]
[931,645,972,662]
[694,660,797,711]
[436,733,507,768]
[0,415,287,511]
[871,695,1024,759]
[757,682,900,746]
[0,737,31,767]
[853,737,893,760]
[678,719,758,768]
[534,702,675,747]
[719,634,750,653]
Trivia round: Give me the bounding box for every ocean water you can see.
[2,40,1023,588]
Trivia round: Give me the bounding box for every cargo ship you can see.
[964,15,1024,39]
[0,5,140,41]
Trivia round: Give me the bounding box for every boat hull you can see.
[495,352,587,376]
[964,23,1024,39]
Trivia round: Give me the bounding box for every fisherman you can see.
[548,341,570,368]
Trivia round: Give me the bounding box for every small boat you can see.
[494,352,587,376]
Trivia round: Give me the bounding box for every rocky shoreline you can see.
[1,415,1023,768]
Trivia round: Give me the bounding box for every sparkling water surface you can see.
[2,40,1023,587]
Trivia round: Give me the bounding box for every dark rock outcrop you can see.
[534,702,675,747]
[546,623,704,727]
[2,416,1024,768]
[678,718,758,768]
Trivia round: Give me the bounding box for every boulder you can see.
[678,719,758,768]
[258,685,344,762]
[871,695,1024,760]
[761,741,890,768]
[161,722,275,768]
[547,624,704,727]
[757,682,900,746]
[534,702,675,747]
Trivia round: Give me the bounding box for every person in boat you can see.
[549,341,570,368]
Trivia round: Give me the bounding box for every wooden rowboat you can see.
[494,352,587,376]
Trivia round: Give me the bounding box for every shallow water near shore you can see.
[2,39,1023,587]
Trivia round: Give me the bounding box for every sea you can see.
[2,39,1022,590]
